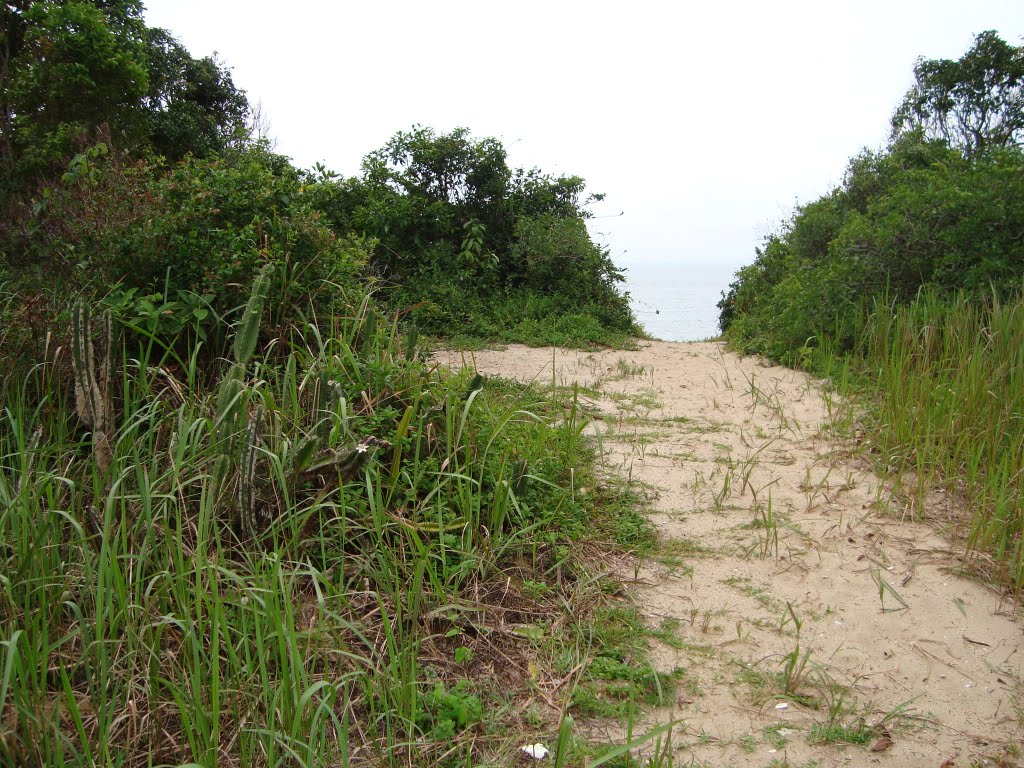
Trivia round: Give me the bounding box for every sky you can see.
[143,0,1024,271]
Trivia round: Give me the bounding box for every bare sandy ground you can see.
[438,340,1023,768]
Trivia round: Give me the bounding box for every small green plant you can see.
[614,358,647,378]
[416,680,483,739]
[808,719,876,745]
[763,723,793,748]
[754,491,779,559]
[776,604,815,705]
[872,567,910,612]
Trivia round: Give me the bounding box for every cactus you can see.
[404,323,419,361]
[233,261,274,366]
[213,262,276,532]
[71,304,115,477]
[239,405,264,535]
[360,306,378,361]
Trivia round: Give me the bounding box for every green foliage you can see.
[99,284,215,341]
[318,125,636,344]
[2,0,149,186]
[416,681,482,739]
[720,134,1024,363]
[567,606,676,719]
[509,214,626,303]
[722,30,1024,588]
[1,0,249,197]
[0,293,642,764]
[5,142,369,361]
[0,10,646,765]
[141,26,250,160]
[892,30,1024,157]
[858,290,1024,585]
[722,33,1024,362]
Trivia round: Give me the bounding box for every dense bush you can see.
[2,6,636,376]
[720,32,1024,364]
[1,1,249,197]
[316,126,637,341]
[718,31,1024,584]
[2,142,369,361]
[720,135,1024,363]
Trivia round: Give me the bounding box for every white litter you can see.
[521,744,550,759]
[774,702,789,710]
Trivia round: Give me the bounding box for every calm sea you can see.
[618,259,746,342]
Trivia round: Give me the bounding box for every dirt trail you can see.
[440,341,1022,768]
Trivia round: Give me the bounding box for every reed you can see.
[856,289,1024,585]
[0,284,646,765]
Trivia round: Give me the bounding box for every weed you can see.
[615,358,648,378]
[872,567,910,612]
[808,719,876,745]
[753,492,780,559]
[763,723,795,748]
[565,606,676,719]
[0,291,652,766]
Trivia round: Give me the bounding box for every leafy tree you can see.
[8,140,368,360]
[1,0,148,186]
[349,126,607,276]
[363,125,510,210]
[893,30,1024,156]
[1,1,249,196]
[277,127,634,342]
[141,27,249,160]
[721,128,1024,362]
[333,126,633,338]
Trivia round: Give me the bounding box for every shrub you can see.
[5,142,369,360]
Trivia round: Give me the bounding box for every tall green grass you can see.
[853,289,1024,585]
[0,285,638,766]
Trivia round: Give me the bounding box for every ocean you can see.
[618,259,746,342]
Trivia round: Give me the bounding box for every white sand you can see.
[438,340,1023,767]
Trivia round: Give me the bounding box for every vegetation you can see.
[310,125,636,342]
[719,31,1024,586]
[2,4,636,357]
[0,2,649,766]
[0,284,659,765]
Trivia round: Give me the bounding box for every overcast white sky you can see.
[143,1,1024,269]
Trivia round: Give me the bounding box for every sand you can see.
[438,340,1023,767]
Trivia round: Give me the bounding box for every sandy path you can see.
[439,341,1022,767]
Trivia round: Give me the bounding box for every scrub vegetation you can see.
[4,3,1024,764]
[0,2,650,766]
[719,30,1024,587]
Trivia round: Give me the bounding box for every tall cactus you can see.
[71,304,115,477]
[216,261,275,434]
[213,262,275,534]
[239,405,265,535]
[233,261,274,366]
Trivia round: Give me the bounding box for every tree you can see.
[141,27,249,160]
[314,126,633,337]
[1,0,148,185]
[362,125,510,209]
[351,126,607,273]
[892,30,1024,157]
[0,1,250,196]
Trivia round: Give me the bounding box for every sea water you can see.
[619,259,746,342]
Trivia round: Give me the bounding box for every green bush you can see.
[5,142,369,360]
[721,136,1024,363]
[311,126,637,345]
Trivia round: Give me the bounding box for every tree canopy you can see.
[892,30,1024,157]
[723,31,1024,363]
[1,0,249,194]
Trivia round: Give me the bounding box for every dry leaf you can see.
[870,736,894,752]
